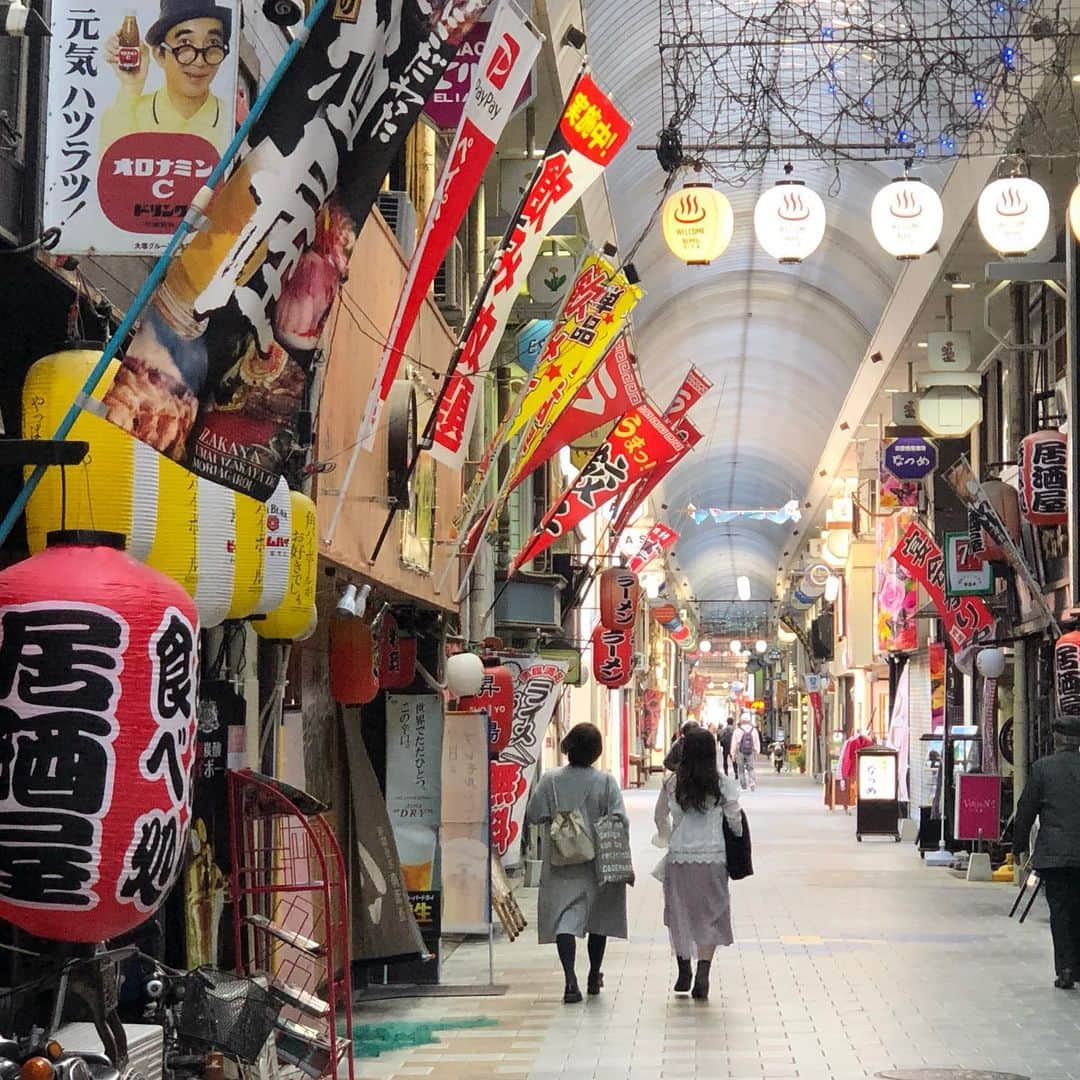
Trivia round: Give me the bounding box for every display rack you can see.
[228,769,354,1080]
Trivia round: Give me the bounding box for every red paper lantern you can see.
[1019,430,1068,526]
[593,626,633,688]
[599,568,641,631]
[458,661,515,756]
[650,602,678,626]
[0,532,199,943]
[378,612,417,691]
[969,479,1021,563]
[329,616,379,705]
[1055,631,1080,717]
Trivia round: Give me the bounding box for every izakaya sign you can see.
[891,520,996,651]
[430,73,632,468]
[43,0,240,255]
[101,0,494,500]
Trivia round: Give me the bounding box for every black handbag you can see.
[724,810,753,880]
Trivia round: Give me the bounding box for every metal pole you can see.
[1066,232,1080,611]
[1013,639,1029,820]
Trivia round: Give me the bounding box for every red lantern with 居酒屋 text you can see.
[593,626,633,688]
[1055,631,1080,718]
[1019,430,1068,526]
[330,616,379,705]
[969,479,1021,563]
[599,568,641,630]
[0,531,199,943]
[458,660,515,756]
[378,612,417,691]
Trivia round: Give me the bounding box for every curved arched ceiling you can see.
[582,0,948,629]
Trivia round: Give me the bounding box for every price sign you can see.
[884,436,938,482]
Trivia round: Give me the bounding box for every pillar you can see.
[1013,639,1028,816]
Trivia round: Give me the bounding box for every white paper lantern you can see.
[730,639,742,655]
[870,178,944,259]
[977,176,1050,256]
[753,181,827,263]
[699,639,713,653]
[755,639,768,654]
[447,652,484,697]
[976,647,1006,679]
[1068,182,1080,243]
[662,183,734,265]
[736,574,752,601]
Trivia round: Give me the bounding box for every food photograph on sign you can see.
[44,1,241,255]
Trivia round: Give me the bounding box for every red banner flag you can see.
[891,520,996,652]
[627,522,679,573]
[508,403,685,575]
[663,365,713,424]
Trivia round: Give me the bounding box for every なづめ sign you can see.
[0,532,199,942]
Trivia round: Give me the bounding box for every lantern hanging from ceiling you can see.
[228,493,266,621]
[1069,182,1080,244]
[147,457,199,602]
[0,531,199,942]
[671,624,693,648]
[379,611,417,691]
[1018,429,1068,527]
[22,348,159,560]
[593,626,634,688]
[969,479,1021,563]
[753,179,827,264]
[446,652,484,697]
[599,567,641,630]
[329,614,379,705]
[662,182,734,265]
[1055,630,1080,717]
[649,601,679,626]
[977,176,1050,257]
[457,659,515,756]
[255,490,318,641]
[870,177,944,259]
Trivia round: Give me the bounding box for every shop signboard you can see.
[43,0,240,255]
[954,773,1002,840]
[516,320,554,373]
[944,531,993,597]
[883,437,938,482]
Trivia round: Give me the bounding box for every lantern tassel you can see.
[0,0,335,550]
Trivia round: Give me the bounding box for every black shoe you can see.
[1055,969,1075,990]
[563,983,583,1003]
[692,961,711,1000]
[673,957,692,993]
[587,971,604,996]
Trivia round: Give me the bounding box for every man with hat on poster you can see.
[1014,716,1080,989]
[100,1,234,155]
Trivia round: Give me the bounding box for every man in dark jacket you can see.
[719,720,736,777]
[1014,718,1080,989]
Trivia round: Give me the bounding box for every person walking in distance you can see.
[525,723,629,1003]
[1013,717,1080,989]
[718,718,736,779]
[654,728,744,1000]
[736,712,760,790]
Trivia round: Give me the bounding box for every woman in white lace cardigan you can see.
[654,727,743,1000]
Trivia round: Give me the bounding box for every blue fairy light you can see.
[973,89,987,108]
[821,25,834,39]
[993,1,1006,13]
[1001,45,1017,69]
[939,134,957,153]
[916,146,927,157]
[897,129,912,144]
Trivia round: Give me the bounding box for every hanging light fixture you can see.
[870,176,944,259]
[736,574,752,601]
[753,172,827,263]
[730,639,742,655]
[977,173,1050,256]
[824,574,841,603]
[699,639,713,653]
[662,181,734,265]
[1069,179,1080,243]
[755,639,768,654]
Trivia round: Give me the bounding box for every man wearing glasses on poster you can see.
[99,0,233,156]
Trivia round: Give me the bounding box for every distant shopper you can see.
[664,720,700,772]
[770,738,786,774]
[718,719,736,778]
[736,713,761,790]
[525,722,629,1003]
[654,728,743,1000]
[1014,718,1080,989]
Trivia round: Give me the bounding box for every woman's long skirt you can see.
[663,860,733,958]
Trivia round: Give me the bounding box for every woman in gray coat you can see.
[525,722,629,1003]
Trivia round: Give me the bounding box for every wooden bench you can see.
[627,754,647,788]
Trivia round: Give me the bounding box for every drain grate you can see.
[877,1072,1029,1080]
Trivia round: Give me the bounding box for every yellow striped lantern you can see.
[255,477,291,615]
[22,348,158,558]
[229,492,266,620]
[255,489,318,641]
[194,478,235,629]
[147,456,199,602]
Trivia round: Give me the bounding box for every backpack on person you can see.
[548,777,596,866]
[739,728,755,755]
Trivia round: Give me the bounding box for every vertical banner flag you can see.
[101,0,494,500]
[890,520,996,651]
[876,508,919,654]
[359,1,543,447]
[628,522,679,572]
[430,73,633,467]
[929,641,947,734]
[491,655,569,867]
[662,365,714,427]
[43,0,240,255]
[509,404,686,574]
[506,258,644,484]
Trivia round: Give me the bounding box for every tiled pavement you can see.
[351,770,1080,1079]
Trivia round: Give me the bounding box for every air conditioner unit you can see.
[434,237,466,323]
[376,190,418,259]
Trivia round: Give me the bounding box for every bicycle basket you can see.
[176,968,281,1064]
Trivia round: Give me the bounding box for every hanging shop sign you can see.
[457,660,515,756]
[966,479,1021,563]
[329,616,379,705]
[379,612,418,691]
[627,522,679,573]
[42,0,241,256]
[1054,631,1080,717]
[662,365,714,427]
[883,436,937,482]
[599,567,641,631]
[891,520,996,652]
[430,72,632,468]
[516,319,555,373]
[527,252,577,308]
[1018,429,1068,526]
[359,1,542,445]
[926,331,973,372]
[508,403,686,574]
[99,0,496,500]
[944,531,994,597]
[0,534,198,942]
[592,626,634,688]
[662,182,733,265]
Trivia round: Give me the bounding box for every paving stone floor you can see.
[350,770,1080,1079]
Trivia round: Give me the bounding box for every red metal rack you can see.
[228,769,354,1080]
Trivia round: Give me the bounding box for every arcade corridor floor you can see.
[351,771,1080,1079]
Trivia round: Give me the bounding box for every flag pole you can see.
[0,0,334,550]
